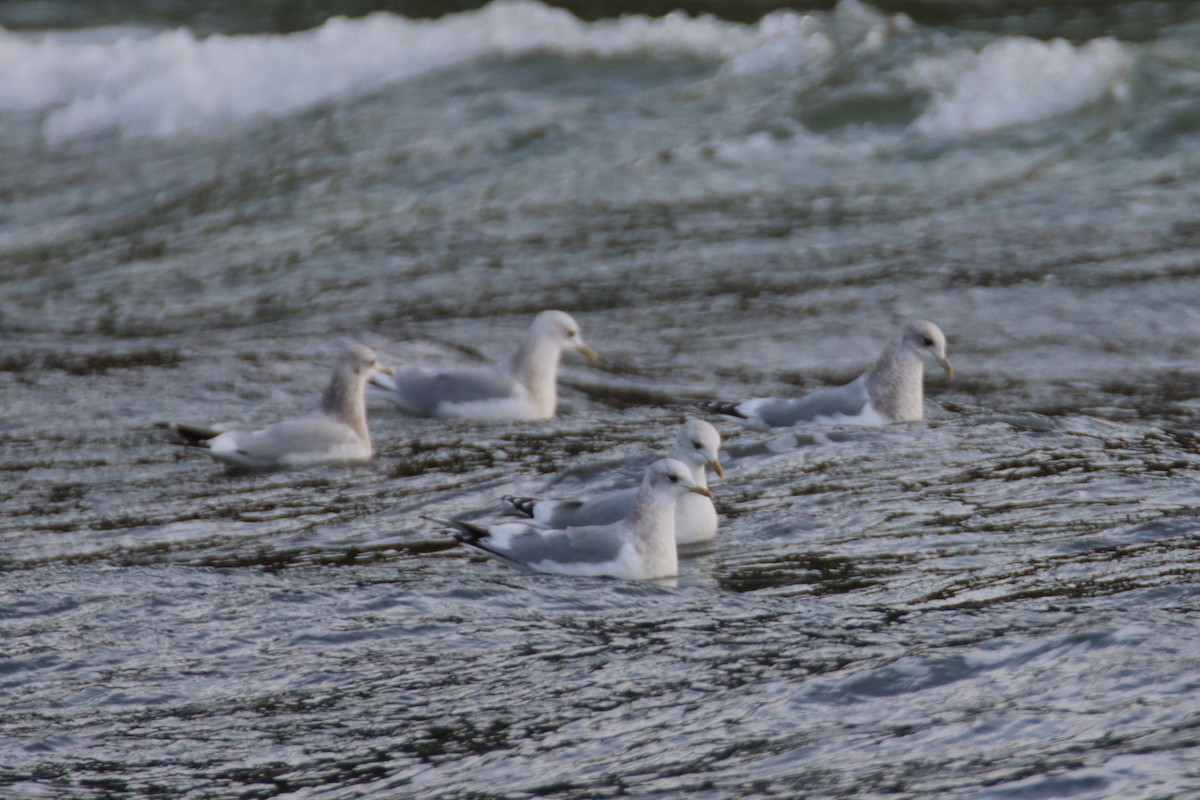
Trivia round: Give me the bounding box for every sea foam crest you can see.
[0,0,1134,145]
[0,0,910,145]
[0,0,753,144]
[905,36,1133,136]
[720,0,906,78]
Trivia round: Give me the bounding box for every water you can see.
[3,1,1200,797]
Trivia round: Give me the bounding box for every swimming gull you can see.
[169,344,393,470]
[427,458,711,580]
[371,310,598,420]
[502,418,724,544]
[697,320,954,430]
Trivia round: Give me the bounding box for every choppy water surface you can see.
[3,2,1200,797]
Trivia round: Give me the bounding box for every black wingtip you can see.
[421,514,490,544]
[453,521,491,544]
[694,400,747,419]
[166,422,220,448]
[501,495,538,518]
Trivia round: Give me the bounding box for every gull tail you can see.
[368,372,400,392]
[422,514,523,567]
[421,514,490,544]
[501,495,539,518]
[367,372,412,410]
[695,400,747,419]
[166,422,221,448]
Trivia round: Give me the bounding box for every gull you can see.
[370,310,598,420]
[427,458,711,580]
[698,320,954,430]
[169,344,393,470]
[502,418,724,544]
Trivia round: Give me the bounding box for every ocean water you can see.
[3,1,1200,798]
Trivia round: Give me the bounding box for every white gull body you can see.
[502,419,724,544]
[698,320,954,431]
[371,310,598,421]
[429,458,711,581]
[169,344,391,470]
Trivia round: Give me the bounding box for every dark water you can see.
[3,1,1200,797]
[1,0,1195,37]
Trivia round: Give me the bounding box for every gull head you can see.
[532,310,598,364]
[902,320,954,378]
[644,458,714,500]
[341,344,395,380]
[671,418,724,480]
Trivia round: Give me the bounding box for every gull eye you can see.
[668,474,679,483]
[920,335,934,347]
[692,441,703,450]
[567,329,577,338]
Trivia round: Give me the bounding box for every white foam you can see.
[0,1,748,144]
[906,36,1134,137]
[721,0,908,78]
[719,12,836,78]
[0,1,1134,146]
[0,0,916,145]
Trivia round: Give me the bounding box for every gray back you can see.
[756,374,870,426]
[502,524,625,566]
[541,487,637,528]
[389,366,517,415]
[236,417,359,460]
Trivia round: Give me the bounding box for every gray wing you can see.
[545,452,656,487]
[745,374,871,427]
[536,487,638,528]
[376,366,517,416]
[218,417,361,462]
[476,521,626,567]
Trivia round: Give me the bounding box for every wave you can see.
[0,0,1134,145]
[0,0,753,144]
[905,36,1133,136]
